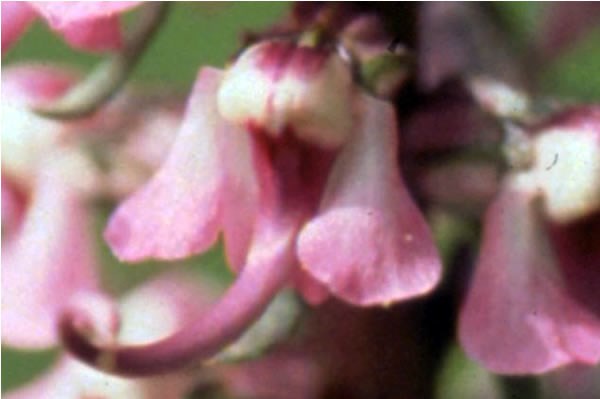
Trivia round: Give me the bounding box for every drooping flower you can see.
[5,273,211,399]
[459,106,600,374]
[1,1,140,54]
[61,38,442,376]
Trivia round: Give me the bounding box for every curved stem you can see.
[60,220,298,377]
[33,2,169,120]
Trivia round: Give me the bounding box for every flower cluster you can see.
[2,2,600,398]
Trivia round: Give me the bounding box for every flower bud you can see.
[217,40,355,149]
[511,106,600,223]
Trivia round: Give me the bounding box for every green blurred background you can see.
[2,2,599,397]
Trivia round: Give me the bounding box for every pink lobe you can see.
[298,94,442,306]
[105,68,228,262]
[459,188,600,374]
[30,2,140,52]
[2,159,99,349]
[1,2,36,53]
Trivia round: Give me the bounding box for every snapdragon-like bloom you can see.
[62,39,441,376]
[459,106,600,374]
[1,1,140,53]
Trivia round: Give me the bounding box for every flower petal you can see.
[1,2,36,53]
[297,94,442,306]
[105,68,229,262]
[459,187,600,374]
[30,2,139,25]
[2,158,99,349]
[53,16,124,52]
[30,2,140,52]
[220,122,259,270]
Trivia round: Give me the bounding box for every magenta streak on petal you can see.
[248,123,337,305]
[298,94,442,306]
[252,40,329,82]
[458,187,600,374]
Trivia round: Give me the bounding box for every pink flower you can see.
[62,39,442,376]
[1,65,104,348]
[1,63,177,347]
[1,1,140,54]
[5,273,210,399]
[1,64,215,395]
[459,106,600,374]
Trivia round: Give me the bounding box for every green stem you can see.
[33,2,169,120]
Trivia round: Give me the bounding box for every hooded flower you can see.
[61,38,442,376]
[1,1,140,54]
[459,106,600,374]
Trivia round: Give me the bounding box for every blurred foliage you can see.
[493,2,600,101]
[435,345,501,399]
[541,27,600,101]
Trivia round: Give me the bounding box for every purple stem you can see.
[59,219,297,377]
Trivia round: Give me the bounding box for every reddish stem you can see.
[60,218,297,377]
